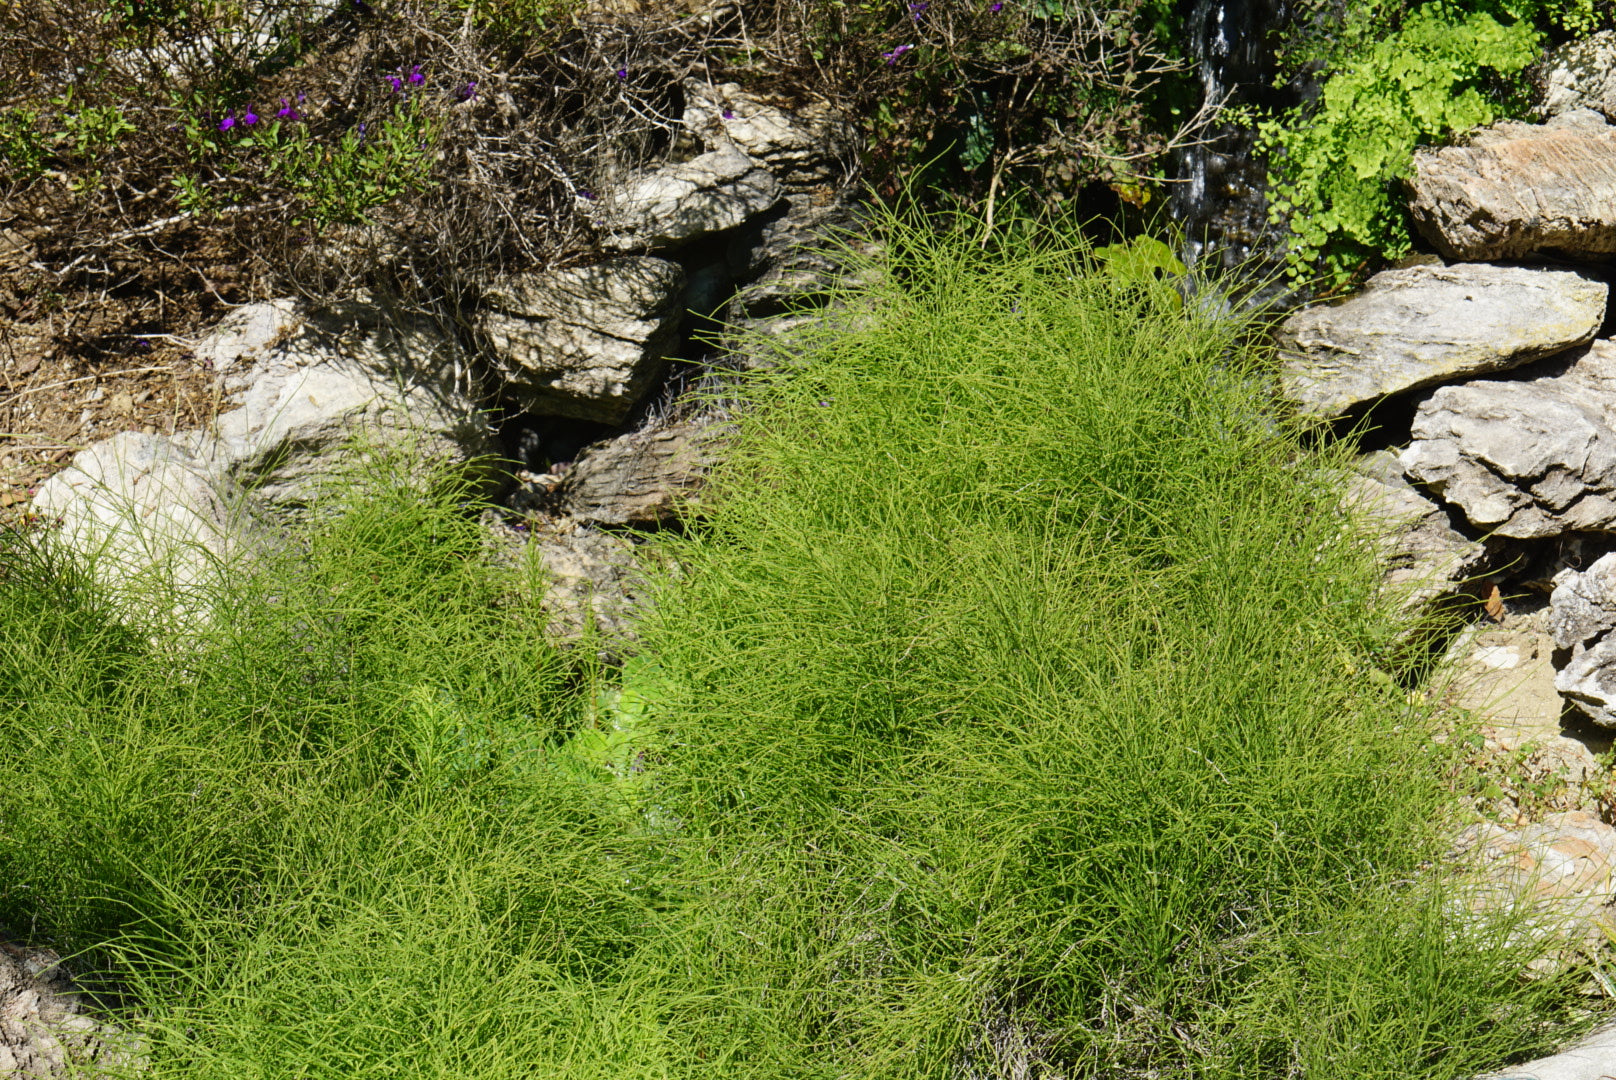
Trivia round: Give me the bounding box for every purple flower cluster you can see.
[881,43,914,65]
[909,2,928,19]
[388,64,425,93]
[218,92,306,131]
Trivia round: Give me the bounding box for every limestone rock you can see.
[557,415,721,527]
[32,432,264,631]
[480,258,685,423]
[0,935,141,1078]
[527,524,644,645]
[1407,110,1616,261]
[725,194,877,322]
[1476,1020,1616,1080]
[1401,341,1616,539]
[1344,450,1494,619]
[1452,810,1616,976]
[190,298,300,373]
[602,144,782,251]
[1549,554,1616,727]
[184,300,493,509]
[1277,262,1605,418]
[1538,31,1616,122]
[683,80,856,191]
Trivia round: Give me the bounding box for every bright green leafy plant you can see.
[1260,0,1604,285]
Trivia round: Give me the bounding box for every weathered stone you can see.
[1476,1020,1616,1080]
[1407,110,1616,261]
[1549,552,1616,652]
[0,933,141,1078]
[724,193,877,323]
[1452,810,1616,977]
[184,300,494,509]
[1277,263,1606,418]
[1401,341,1616,539]
[190,298,300,373]
[1547,554,1616,727]
[683,80,856,191]
[1538,31,1616,122]
[527,523,644,645]
[480,258,685,423]
[602,144,782,251]
[1345,450,1494,620]
[557,415,721,527]
[32,432,265,632]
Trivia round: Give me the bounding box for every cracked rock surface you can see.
[479,258,686,424]
[1277,262,1605,419]
[1407,109,1616,261]
[1401,341,1616,539]
[1,936,140,1077]
[1551,553,1616,727]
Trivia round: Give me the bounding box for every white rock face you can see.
[602,144,782,251]
[1538,31,1616,122]
[479,258,685,423]
[1401,341,1616,539]
[1277,262,1606,419]
[1407,110,1616,261]
[32,432,266,631]
[184,300,494,509]
[683,80,855,190]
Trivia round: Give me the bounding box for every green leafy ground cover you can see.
[0,220,1602,1077]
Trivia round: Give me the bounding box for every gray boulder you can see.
[602,144,782,251]
[1,936,140,1078]
[1401,341,1616,539]
[1549,553,1616,727]
[1407,110,1616,261]
[1277,263,1606,419]
[557,415,721,527]
[683,80,856,191]
[184,300,494,509]
[32,432,266,632]
[1538,31,1616,122]
[479,258,685,424]
[1344,450,1495,623]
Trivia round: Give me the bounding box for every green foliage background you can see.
[1260,0,1605,284]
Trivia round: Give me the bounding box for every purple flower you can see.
[357,121,367,143]
[989,1,1003,9]
[242,107,258,125]
[218,112,235,131]
[909,2,928,18]
[408,64,423,85]
[387,74,403,92]
[881,43,914,64]
[721,108,736,120]
[576,189,596,200]
[276,98,299,119]
[615,67,627,79]
[459,81,478,101]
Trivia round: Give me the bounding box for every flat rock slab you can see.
[1345,450,1495,621]
[1408,109,1616,261]
[1278,263,1605,419]
[557,415,722,527]
[1402,340,1616,539]
[184,300,494,509]
[1478,1020,1616,1080]
[480,258,685,424]
[602,144,782,251]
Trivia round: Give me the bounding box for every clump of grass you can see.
[0,215,1599,1078]
[629,213,1596,1078]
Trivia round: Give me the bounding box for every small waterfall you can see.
[1169,0,1299,293]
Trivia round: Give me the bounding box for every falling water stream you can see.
[1169,0,1305,295]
